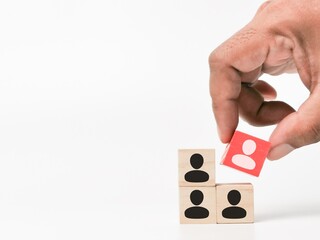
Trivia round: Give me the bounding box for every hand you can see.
[209,0,320,160]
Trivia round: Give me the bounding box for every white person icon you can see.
[231,139,257,170]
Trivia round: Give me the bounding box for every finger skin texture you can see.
[209,0,320,159]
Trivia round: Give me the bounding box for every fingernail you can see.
[268,144,295,160]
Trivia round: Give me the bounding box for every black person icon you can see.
[184,153,209,183]
[222,190,247,219]
[184,190,209,219]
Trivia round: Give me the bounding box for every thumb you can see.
[268,89,320,160]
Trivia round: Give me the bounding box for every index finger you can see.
[209,63,241,143]
[209,27,269,143]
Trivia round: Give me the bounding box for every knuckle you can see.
[211,100,220,110]
[208,50,224,69]
[256,1,272,14]
[291,123,320,149]
[307,123,320,144]
[208,51,218,68]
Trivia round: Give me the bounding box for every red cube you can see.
[221,131,271,177]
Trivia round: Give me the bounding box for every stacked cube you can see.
[178,149,254,224]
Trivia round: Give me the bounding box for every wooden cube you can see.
[179,149,215,186]
[221,131,270,177]
[216,183,254,224]
[179,186,217,224]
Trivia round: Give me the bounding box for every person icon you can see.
[231,139,257,170]
[222,190,247,219]
[185,190,209,219]
[184,153,209,183]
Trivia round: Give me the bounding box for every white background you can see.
[0,0,319,239]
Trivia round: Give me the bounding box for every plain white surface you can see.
[0,0,319,239]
